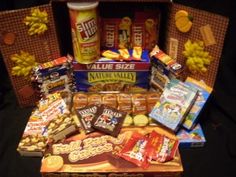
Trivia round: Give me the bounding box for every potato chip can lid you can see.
[67,2,99,11]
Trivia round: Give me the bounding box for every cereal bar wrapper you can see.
[31,56,75,98]
[149,79,198,132]
[118,132,150,169]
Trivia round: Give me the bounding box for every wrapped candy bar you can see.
[31,56,75,98]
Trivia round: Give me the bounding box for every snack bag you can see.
[118,132,150,169]
[147,131,179,163]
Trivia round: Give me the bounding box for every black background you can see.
[1,0,236,177]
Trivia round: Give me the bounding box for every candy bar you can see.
[91,105,126,137]
[76,105,99,134]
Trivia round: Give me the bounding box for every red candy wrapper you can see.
[147,131,179,163]
[118,132,150,169]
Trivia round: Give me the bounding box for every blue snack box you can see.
[149,79,198,132]
[183,77,213,130]
[177,124,206,148]
[73,49,151,92]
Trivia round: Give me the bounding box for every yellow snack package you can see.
[132,46,142,60]
[102,50,120,60]
[118,48,130,60]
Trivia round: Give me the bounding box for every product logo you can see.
[88,72,136,83]
[77,18,97,41]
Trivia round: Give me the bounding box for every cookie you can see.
[123,114,133,127]
[133,114,149,126]
[42,155,64,172]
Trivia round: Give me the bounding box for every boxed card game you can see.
[183,77,212,130]
[149,79,198,132]
[177,124,206,148]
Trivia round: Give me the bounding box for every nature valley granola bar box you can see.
[41,127,183,177]
[73,50,150,92]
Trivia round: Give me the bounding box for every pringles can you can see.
[67,2,100,64]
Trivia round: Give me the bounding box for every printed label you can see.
[168,38,178,60]
[199,24,216,46]
[77,18,97,41]
[88,72,136,83]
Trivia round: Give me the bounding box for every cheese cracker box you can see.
[183,77,213,130]
[149,79,198,132]
[41,127,183,177]
[177,124,206,148]
[73,49,150,92]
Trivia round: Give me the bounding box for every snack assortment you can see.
[10,2,227,177]
[101,10,160,50]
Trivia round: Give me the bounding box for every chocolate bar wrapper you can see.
[91,105,126,137]
[177,124,206,148]
[183,77,212,130]
[149,79,198,132]
[76,105,99,134]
